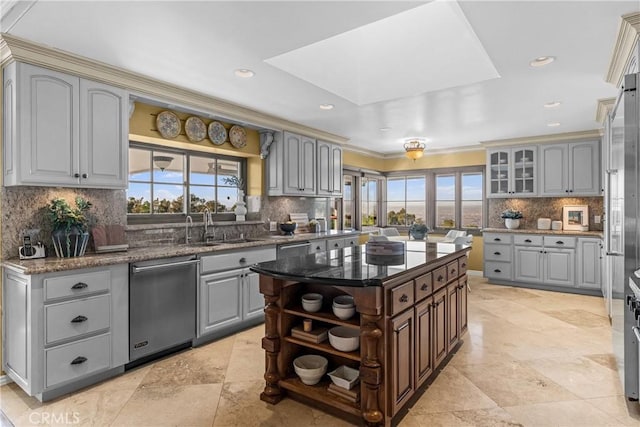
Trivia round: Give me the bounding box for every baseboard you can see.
[0,375,13,386]
[467,270,483,277]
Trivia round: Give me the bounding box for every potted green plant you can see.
[47,196,92,257]
[501,208,523,229]
[408,221,430,240]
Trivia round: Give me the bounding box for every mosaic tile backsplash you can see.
[488,197,604,230]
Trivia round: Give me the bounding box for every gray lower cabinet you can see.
[544,248,575,286]
[2,264,128,401]
[197,247,276,340]
[483,233,513,281]
[514,246,543,283]
[576,238,602,290]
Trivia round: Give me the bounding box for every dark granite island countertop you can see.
[250,241,471,287]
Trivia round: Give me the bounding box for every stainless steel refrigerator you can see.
[607,71,640,401]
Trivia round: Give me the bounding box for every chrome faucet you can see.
[185,215,193,244]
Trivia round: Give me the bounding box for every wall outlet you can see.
[269,221,277,232]
[594,215,601,224]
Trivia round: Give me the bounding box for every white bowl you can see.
[329,326,360,352]
[301,293,323,312]
[332,304,356,320]
[328,365,360,390]
[333,295,354,308]
[293,354,328,385]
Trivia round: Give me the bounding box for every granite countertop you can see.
[250,241,470,287]
[2,230,364,275]
[482,228,603,238]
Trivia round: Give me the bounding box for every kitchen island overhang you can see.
[251,242,471,426]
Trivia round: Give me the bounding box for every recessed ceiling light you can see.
[319,104,334,110]
[380,127,391,131]
[544,101,562,108]
[547,122,561,127]
[234,69,255,78]
[530,56,555,67]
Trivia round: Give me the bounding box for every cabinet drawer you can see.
[447,260,459,281]
[459,256,468,275]
[543,236,576,248]
[485,262,512,280]
[483,233,512,244]
[201,247,276,274]
[343,237,359,247]
[45,294,111,345]
[514,235,543,246]
[485,244,511,261]
[45,333,111,388]
[432,266,448,291]
[327,238,345,250]
[414,272,432,301]
[45,270,111,301]
[308,240,327,254]
[389,281,414,316]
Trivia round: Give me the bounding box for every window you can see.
[386,176,426,226]
[461,172,483,229]
[361,176,379,228]
[435,174,456,228]
[127,144,245,220]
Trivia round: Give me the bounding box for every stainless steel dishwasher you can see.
[277,241,311,259]
[129,255,199,365]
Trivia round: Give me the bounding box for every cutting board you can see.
[289,213,309,232]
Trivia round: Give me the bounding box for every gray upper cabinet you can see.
[486,147,536,198]
[317,140,343,197]
[539,140,600,197]
[3,62,128,189]
[283,132,316,195]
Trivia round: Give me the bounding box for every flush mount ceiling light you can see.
[547,122,561,127]
[530,56,555,67]
[319,104,334,110]
[234,69,255,78]
[153,156,173,171]
[404,139,426,161]
[544,101,562,108]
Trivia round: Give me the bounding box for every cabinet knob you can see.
[494,238,501,242]
[556,241,564,245]
[451,269,456,275]
[74,173,80,178]
[461,263,466,268]
[494,252,501,255]
[70,356,87,365]
[524,239,532,243]
[82,173,88,179]
[569,190,573,193]
[437,275,444,282]
[71,315,88,323]
[71,282,88,290]
[399,294,408,303]
[239,257,246,264]
[334,243,339,248]
[421,283,428,291]
[565,190,569,193]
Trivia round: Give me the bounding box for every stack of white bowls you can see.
[332,295,355,320]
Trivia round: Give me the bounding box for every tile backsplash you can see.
[488,197,604,230]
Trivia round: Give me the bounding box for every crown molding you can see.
[342,145,386,159]
[480,129,602,147]
[0,33,349,145]
[383,144,485,159]
[606,12,640,88]
[595,97,616,124]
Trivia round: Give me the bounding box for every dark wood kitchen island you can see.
[251,241,470,426]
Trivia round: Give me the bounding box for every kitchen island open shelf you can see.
[252,242,470,427]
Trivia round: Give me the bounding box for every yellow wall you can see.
[129,102,263,195]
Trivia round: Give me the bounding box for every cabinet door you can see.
[415,298,433,388]
[199,271,242,336]
[331,144,343,196]
[79,79,128,188]
[539,144,568,196]
[266,132,284,195]
[577,238,602,290]
[569,141,600,195]
[544,248,575,286]
[243,271,265,321]
[514,246,543,283]
[487,149,511,197]
[458,279,468,336]
[390,309,414,415]
[447,283,459,349]
[512,147,536,195]
[433,288,448,367]
[317,141,332,195]
[283,132,303,194]
[3,271,29,385]
[18,63,80,186]
[300,135,316,194]
[308,239,327,254]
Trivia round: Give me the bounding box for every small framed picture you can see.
[562,205,589,231]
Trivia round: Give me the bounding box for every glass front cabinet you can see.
[487,147,537,198]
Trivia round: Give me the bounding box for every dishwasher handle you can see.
[131,259,200,274]
[279,242,312,250]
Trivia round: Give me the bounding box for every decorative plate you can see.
[156,111,181,139]
[185,116,206,142]
[208,121,227,145]
[229,125,247,149]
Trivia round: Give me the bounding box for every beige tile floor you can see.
[2,276,640,426]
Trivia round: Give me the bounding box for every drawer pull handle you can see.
[451,269,456,274]
[71,282,88,290]
[494,238,501,242]
[524,239,532,243]
[461,263,466,268]
[437,275,444,282]
[316,246,321,250]
[396,322,409,332]
[494,252,501,255]
[239,257,246,264]
[421,284,428,291]
[399,294,408,303]
[71,315,88,323]
[494,269,502,273]
[71,356,87,365]
[334,243,340,247]
[556,241,564,245]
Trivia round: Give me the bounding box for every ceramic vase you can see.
[505,218,520,229]
[234,191,247,221]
